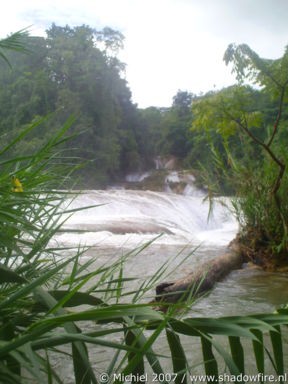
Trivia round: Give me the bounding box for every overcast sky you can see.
[1,0,287,108]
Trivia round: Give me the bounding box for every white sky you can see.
[1,0,288,108]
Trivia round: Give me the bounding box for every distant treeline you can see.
[1,24,287,190]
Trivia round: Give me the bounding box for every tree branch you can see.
[223,108,286,218]
[223,108,283,170]
[267,86,286,147]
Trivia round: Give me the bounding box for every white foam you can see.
[125,172,151,182]
[165,171,180,183]
[59,190,238,247]
[183,184,205,197]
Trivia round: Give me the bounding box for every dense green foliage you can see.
[3,24,288,194]
[0,25,147,186]
[191,45,288,268]
[2,24,288,264]
[0,25,203,187]
[1,29,288,383]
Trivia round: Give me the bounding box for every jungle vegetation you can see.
[2,23,288,268]
[0,26,288,383]
[1,25,287,191]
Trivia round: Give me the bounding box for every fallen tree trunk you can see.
[155,240,244,304]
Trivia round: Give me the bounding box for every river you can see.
[52,188,288,382]
[56,188,288,314]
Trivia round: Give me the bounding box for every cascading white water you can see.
[54,187,288,383]
[55,186,288,314]
[54,184,288,316]
[57,190,238,248]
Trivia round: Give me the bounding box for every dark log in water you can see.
[155,240,243,304]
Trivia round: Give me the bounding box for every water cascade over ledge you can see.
[53,188,288,318]
[52,188,288,383]
[58,189,237,248]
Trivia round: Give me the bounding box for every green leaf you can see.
[0,256,76,310]
[201,336,218,378]
[0,116,49,157]
[0,264,26,284]
[251,330,264,382]
[270,326,284,378]
[50,290,104,307]
[124,327,145,379]
[208,337,241,377]
[0,361,22,383]
[4,355,21,378]
[34,287,99,384]
[166,328,187,384]
[174,317,255,338]
[72,341,93,384]
[228,336,245,374]
[115,316,168,384]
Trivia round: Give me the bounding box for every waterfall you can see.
[58,189,238,247]
[154,156,164,170]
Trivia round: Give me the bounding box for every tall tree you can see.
[163,90,195,158]
[0,24,141,185]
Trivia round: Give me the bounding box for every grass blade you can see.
[0,264,26,284]
[72,341,93,384]
[124,327,145,378]
[201,335,218,378]
[269,326,284,378]
[166,328,187,384]
[228,336,245,374]
[252,329,264,382]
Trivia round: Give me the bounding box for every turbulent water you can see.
[55,188,288,315]
[58,189,236,247]
[52,187,288,382]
